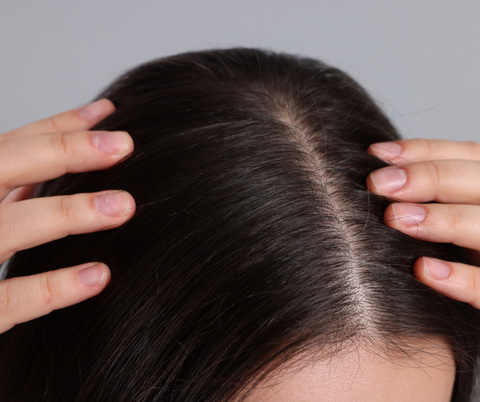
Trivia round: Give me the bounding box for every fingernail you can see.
[78,263,106,287]
[79,99,109,120]
[92,131,130,155]
[370,168,407,193]
[424,258,451,280]
[392,203,426,225]
[370,142,402,161]
[94,191,128,216]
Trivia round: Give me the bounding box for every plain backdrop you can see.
[1,1,479,141]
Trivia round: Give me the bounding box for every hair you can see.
[0,48,479,401]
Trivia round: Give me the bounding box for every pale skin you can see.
[243,340,455,402]
[0,98,135,334]
[366,139,480,309]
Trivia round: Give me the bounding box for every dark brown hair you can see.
[0,48,478,401]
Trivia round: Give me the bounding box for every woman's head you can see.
[0,48,478,401]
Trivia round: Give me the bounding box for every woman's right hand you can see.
[366,139,480,309]
[0,99,135,334]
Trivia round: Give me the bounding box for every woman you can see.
[0,48,479,401]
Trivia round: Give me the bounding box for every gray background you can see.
[1,1,479,141]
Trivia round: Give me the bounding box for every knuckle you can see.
[41,114,62,134]
[424,160,442,186]
[56,195,77,224]
[51,131,74,159]
[468,269,480,306]
[37,273,57,307]
[0,280,18,317]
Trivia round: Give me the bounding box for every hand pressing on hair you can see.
[367,139,480,309]
[0,99,135,334]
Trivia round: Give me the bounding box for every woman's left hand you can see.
[367,139,480,309]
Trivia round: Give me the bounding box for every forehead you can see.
[242,340,455,402]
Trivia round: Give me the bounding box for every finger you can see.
[0,99,115,141]
[0,262,110,333]
[368,139,480,165]
[367,160,480,204]
[414,257,480,310]
[0,130,133,198]
[0,191,135,264]
[384,203,480,250]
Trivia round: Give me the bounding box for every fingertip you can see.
[368,141,403,163]
[77,262,111,290]
[383,204,397,227]
[126,191,136,219]
[91,130,133,156]
[93,190,136,219]
[365,173,377,193]
[413,257,427,280]
[424,258,452,280]
[78,99,115,123]
[413,257,449,294]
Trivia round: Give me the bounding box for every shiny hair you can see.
[0,48,479,401]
